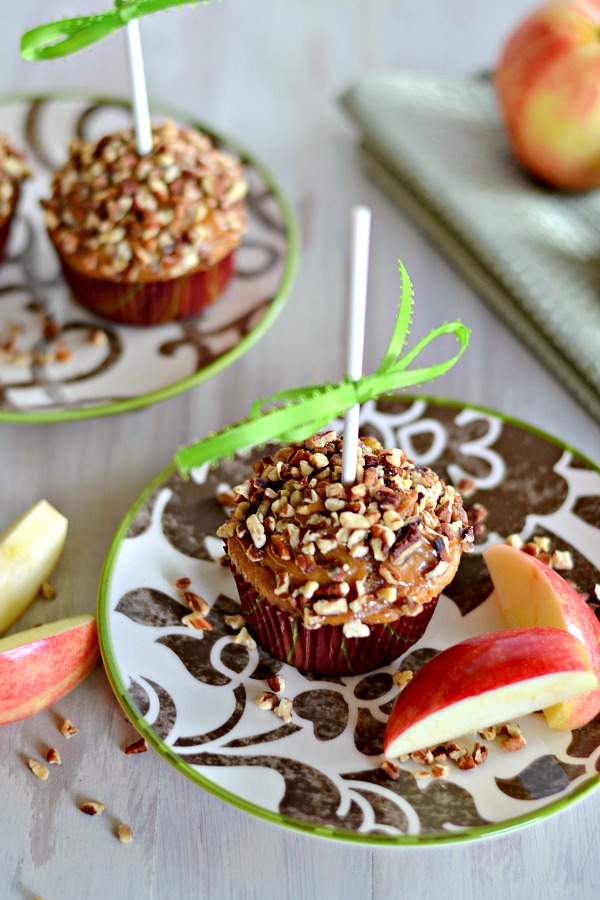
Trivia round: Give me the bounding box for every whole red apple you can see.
[495,0,600,190]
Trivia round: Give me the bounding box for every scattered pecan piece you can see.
[381,759,400,781]
[38,581,56,600]
[224,613,246,631]
[274,698,293,723]
[392,669,414,689]
[118,823,133,843]
[472,743,488,765]
[124,738,148,755]
[46,747,62,765]
[174,576,192,590]
[80,801,106,816]
[501,734,527,752]
[28,758,49,780]
[60,719,79,739]
[232,626,256,649]
[256,691,278,710]
[181,611,213,631]
[431,764,449,778]
[183,591,209,615]
[267,674,285,693]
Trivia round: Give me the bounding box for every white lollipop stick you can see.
[341,205,372,485]
[125,20,153,156]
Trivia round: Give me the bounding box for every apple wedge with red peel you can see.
[383,627,597,760]
[484,542,600,729]
[0,499,69,635]
[0,614,99,725]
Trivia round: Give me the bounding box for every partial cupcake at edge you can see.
[0,134,30,262]
[41,119,248,326]
[217,430,474,676]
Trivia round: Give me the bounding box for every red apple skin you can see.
[484,543,600,729]
[0,616,99,725]
[495,0,600,190]
[383,626,596,758]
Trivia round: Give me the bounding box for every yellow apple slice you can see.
[484,542,600,729]
[383,627,597,759]
[0,499,68,635]
[0,614,99,725]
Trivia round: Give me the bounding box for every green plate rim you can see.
[0,89,300,424]
[97,394,600,846]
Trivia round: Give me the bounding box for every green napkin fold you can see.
[340,72,600,426]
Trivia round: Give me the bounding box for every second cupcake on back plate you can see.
[42,119,247,326]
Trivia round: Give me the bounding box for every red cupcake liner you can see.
[57,250,235,326]
[230,565,439,677]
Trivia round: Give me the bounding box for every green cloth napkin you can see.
[340,72,600,426]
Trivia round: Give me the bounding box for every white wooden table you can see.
[1,2,599,898]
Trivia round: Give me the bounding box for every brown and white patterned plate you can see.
[98,398,600,845]
[0,93,298,422]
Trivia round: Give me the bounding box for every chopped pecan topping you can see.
[220,432,469,628]
[42,120,246,280]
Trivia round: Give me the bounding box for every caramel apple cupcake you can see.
[0,135,29,262]
[217,432,473,676]
[42,120,247,325]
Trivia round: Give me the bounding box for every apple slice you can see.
[0,614,99,725]
[484,542,600,729]
[383,627,597,759]
[0,499,69,635]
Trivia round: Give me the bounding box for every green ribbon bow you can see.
[21,1,209,60]
[175,261,470,475]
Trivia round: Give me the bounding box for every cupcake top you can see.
[218,432,473,634]
[0,135,29,220]
[42,120,247,282]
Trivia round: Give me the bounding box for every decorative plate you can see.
[98,398,600,845]
[0,93,298,422]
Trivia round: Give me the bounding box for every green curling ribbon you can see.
[175,261,471,475]
[21,1,209,60]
